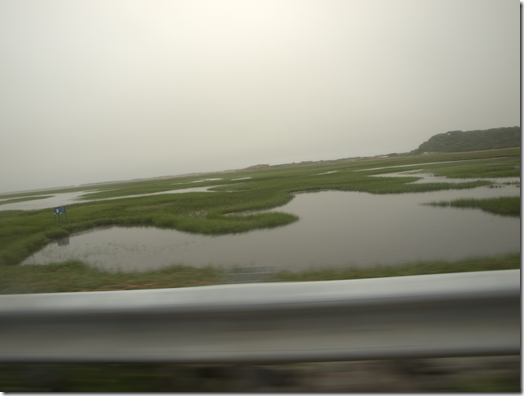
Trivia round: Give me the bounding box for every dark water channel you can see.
[21,182,520,273]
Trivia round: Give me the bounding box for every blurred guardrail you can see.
[0,270,519,363]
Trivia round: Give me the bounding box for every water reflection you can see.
[370,170,520,185]
[0,185,222,211]
[354,158,506,172]
[21,183,520,273]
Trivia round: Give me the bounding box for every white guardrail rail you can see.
[0,270,520,363]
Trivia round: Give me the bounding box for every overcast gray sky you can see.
[0,0,519,194]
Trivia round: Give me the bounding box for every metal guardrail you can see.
[0,270,519,363]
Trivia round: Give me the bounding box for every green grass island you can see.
[0,140,520,294]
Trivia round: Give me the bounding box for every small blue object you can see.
[53,206,67,221]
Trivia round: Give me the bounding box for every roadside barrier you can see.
[0,270,519,363]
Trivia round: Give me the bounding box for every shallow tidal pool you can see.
[21,182,520,273]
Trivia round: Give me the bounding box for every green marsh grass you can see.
[0,260,224,294]
[1,253,519,294]
[273,253,520,283]
[426,196,520,217]
[0,147,520,291]
[425,162,520,179]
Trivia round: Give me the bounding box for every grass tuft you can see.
[272,253,520,282]
[426,197,520,217]
[0,253,519,294]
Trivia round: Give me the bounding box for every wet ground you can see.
[21,182,519,272]
[0,184,220,211]
[15,168,521,273]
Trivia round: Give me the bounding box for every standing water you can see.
[21,180,520,273]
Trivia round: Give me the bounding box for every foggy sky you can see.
[0,0,519,194]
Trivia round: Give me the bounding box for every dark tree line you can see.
[411,126,521,154]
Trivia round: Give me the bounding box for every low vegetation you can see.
[273,253,520,283]
[0,261,223,294]
[0,147,520,292]
[422,160,520,179]
[426,197,520,217]
[0,253,519,294]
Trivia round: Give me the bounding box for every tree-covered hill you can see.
[411,126,520,154]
